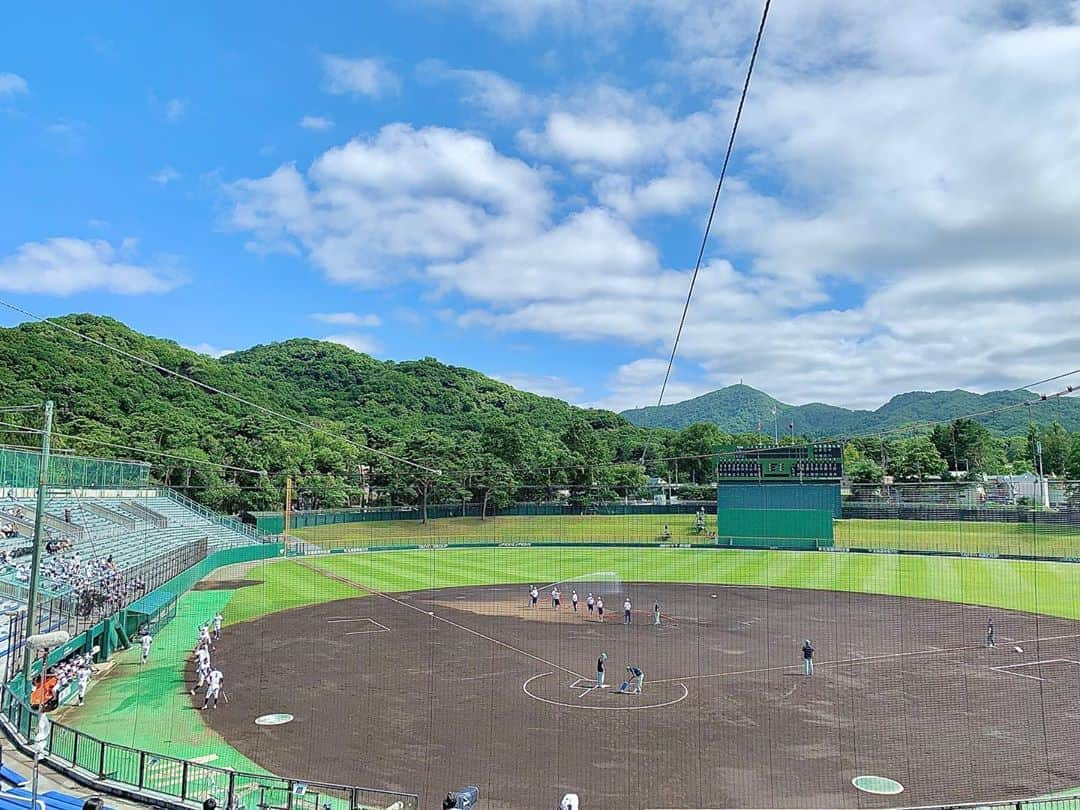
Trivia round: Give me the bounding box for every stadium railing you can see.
[0,685,419,810]
[897,793,1080,810]
[161,488,267,543]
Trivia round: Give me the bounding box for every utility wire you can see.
[0,417,266,475]
[1022,368,1080,390]
[0,300,439,474]
[656,0,771,409]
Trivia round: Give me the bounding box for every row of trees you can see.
[105,414,1080,517]
[844,419,1080,483]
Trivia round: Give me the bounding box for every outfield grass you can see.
[304,546,1080,621]
[293,512,1080,558]
[836,518,1080,557]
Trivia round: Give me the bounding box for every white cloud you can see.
[228,5,1080,410]
[493,372,585,402]
[518,86,718,170]
[151,166,181,186]
[311,312,381,327]
[184,343,235,358]
[0,237,181,296]
[44,120,88,154]
[0,73,29,97]
[299,115,334,131]
[165,98,186,122]
[227,124,550,284]
[418,61,535,120]
[447,0,635,36]
[592,358,715,412]
[322,55,399,98]
[431,208,658,305]
[596,161,714,219]
[322,333,381,354]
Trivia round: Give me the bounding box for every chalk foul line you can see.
[298,560,587,681]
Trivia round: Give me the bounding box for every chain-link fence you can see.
[0,445,150,491]
[269,483,1080,559]
[0,685,418,810]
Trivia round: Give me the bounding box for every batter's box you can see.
[326,617,391,636]
[992,658,1080,682]
[569,677,609,693]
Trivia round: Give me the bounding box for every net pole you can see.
[22,400,54,688]
[284,476,293,554]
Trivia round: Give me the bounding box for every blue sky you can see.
[3,1,1080,411]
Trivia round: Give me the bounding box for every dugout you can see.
[716,483,839,549]
[122,589,178,638]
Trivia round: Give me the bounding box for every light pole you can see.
[25,630,71,810]
[1036,441,1050,508]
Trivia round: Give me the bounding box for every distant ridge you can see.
[620,384,1080,436]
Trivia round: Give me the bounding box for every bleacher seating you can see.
[0,767,27,789]
[0,491,261,601]
[5,787,114,810]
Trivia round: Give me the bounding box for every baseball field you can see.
[65,541,1080,809]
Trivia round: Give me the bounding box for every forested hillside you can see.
[0,315,677,512]
[3,316,1077,515]
[622,384,1080,435]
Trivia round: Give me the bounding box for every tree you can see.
[1067,434,1080,480]
[1005,435,1034,474]
[382,432,470,522]
[675,423,731,484]
[471,454,516,520]
[929,418,1006,475]
[1042,421,1070,476]
[847,458,883,484]
[893,436,947,481]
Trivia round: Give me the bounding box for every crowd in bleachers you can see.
[1,504,26,539]
[0,492,256,628]
[42,554,146,617]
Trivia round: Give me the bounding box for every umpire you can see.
[802,639,815,676]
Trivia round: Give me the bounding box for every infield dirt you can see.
[201,581,1080,809]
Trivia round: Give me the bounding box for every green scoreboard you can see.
[716,442,843,481]
[714,443,842,549]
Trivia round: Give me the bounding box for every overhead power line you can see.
[655,0,772,409]
[0,417,267,475]
[0,300,440,475]
[1022,367,1080,390]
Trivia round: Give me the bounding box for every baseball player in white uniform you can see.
[77,666,91,706]
[201,669,224,709]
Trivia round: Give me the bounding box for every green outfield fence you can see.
[275,481,1080,559]
[0,685,418,810]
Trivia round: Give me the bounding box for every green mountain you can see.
[620,384,1080,436]
[0,314,641,512]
